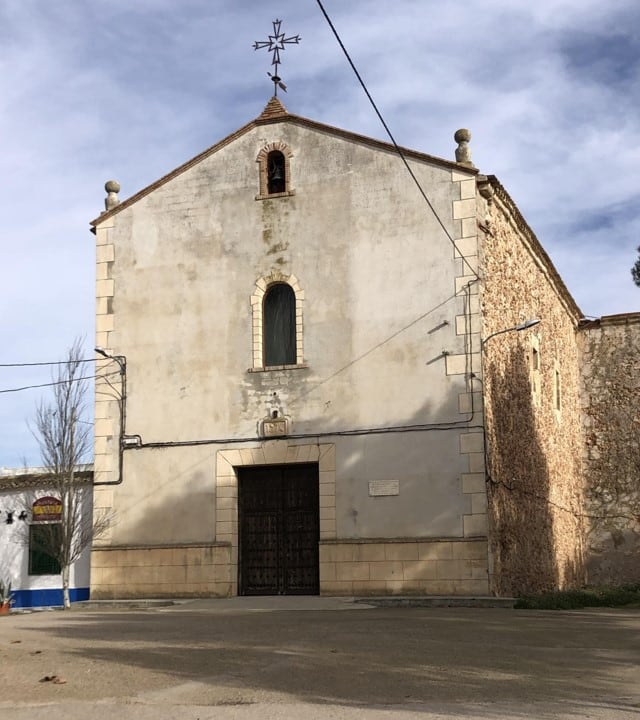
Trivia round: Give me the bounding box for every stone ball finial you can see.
[104,180,121,211]
[454,128,475,167]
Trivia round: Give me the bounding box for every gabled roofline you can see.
[90,102,476,227]
[487,175,583,323]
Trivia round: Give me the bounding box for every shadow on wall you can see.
[306,394,476,540]
[107,452,218,547]
[485,346,583,596]
[103,358,481,552]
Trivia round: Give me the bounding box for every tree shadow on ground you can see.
[5,606,640,717]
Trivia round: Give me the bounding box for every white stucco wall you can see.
[0,481,92,607]
[93,116,480,551]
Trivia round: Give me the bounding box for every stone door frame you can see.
[215,442,336,596]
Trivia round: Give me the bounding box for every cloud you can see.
[0,0,638,465]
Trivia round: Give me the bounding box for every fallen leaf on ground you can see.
[39,675,66,684]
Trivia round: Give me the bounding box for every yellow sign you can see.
[32,496,62,522]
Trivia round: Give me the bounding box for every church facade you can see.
[89,98,638,599]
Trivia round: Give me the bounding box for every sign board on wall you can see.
[32,496,62,522]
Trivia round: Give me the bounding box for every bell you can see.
[270,164,284,181]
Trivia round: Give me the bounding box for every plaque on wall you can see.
[259,417,289,438]
[368,479,400,497]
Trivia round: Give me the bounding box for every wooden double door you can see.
[238,463,319,595]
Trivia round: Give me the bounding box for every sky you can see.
[1,0,638,467]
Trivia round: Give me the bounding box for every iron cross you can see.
[253,19,301,96]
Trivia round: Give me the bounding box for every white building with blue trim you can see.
[0,466,93,609]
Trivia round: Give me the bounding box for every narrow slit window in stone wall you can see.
[530,338,541,407]
[264,283,296,366]
[554,367,562,411]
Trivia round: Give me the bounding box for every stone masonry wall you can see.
[319,539,488,596]
[579,314,640,584]
[479,178,585,596]
[91,544,231,599]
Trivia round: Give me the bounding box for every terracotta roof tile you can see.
[257,96,288,121]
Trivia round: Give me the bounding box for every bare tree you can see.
[29,339,111,608]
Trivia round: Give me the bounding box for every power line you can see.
[314,0,480,281]
[0,371,121,396]
[287,287,470,405]
[122,422,487,452]
[0,358,97,368]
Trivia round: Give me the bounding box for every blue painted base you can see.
[11,587,90,609]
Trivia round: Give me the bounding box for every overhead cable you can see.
[314,0,479,280]
[0,371,120,395]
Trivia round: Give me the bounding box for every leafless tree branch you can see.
[26,339,111,608]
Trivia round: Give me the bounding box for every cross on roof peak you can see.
[253,19,301,97]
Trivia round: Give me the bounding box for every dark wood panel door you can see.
[238,463,319,595]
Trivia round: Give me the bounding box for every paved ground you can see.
[0,597,638,719]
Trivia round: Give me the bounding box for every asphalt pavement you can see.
[0,597,638,719]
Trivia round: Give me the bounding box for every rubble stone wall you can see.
[579,314,640,584]
[479,179,585,596]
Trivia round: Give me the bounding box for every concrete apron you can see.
[72,595,515,612]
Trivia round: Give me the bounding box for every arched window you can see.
[267,151,286,195]
[263,283,296,366]
[256,142,295,199]
[249,272,305,371]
